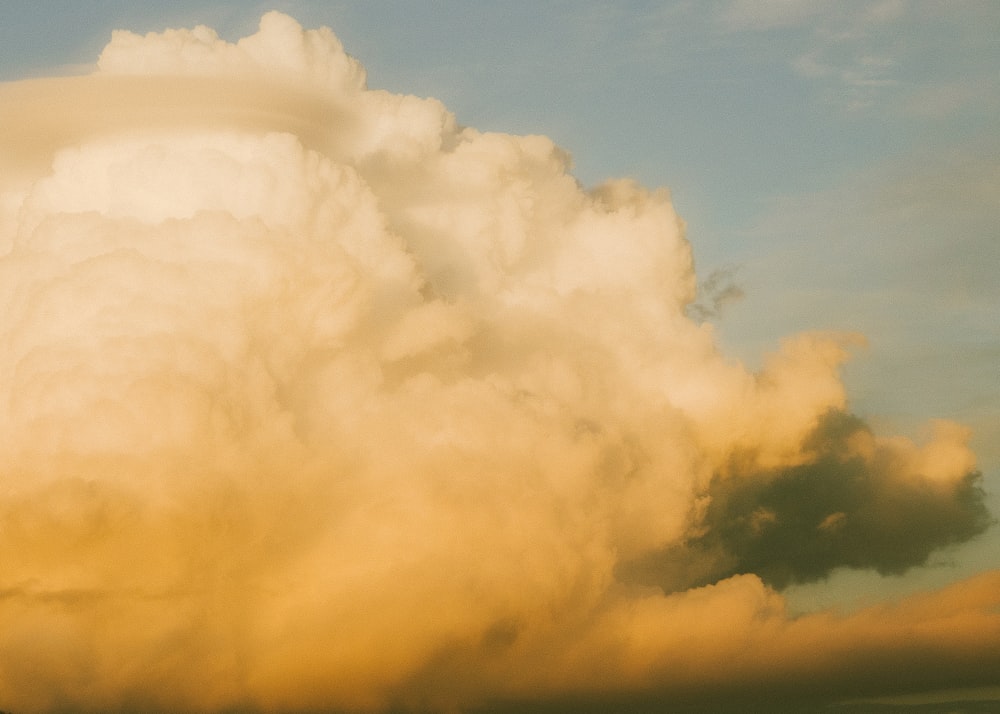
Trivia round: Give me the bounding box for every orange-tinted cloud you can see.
[0,12,992,713]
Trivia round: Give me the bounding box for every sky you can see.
[0,1,998,712]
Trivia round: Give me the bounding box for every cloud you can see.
[719,0,905,34]
[720,1,1000,115]
[686,265,744,321]
[620,410,992,592]
[718,1,906,111]
[0,11,993,713]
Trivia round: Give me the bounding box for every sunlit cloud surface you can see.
[0,12,995,713]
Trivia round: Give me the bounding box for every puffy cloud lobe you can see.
[620,410,992,592]
[0,12,993,713]
[98,10,367,92]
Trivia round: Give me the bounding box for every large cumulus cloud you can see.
[0,12,994,713]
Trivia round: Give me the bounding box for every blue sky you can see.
[2,0,998,630]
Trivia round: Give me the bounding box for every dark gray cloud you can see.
[621,410,992,592]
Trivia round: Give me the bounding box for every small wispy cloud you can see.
[686,265,745,321]
[719,0,834,33]
[719,0,909,111]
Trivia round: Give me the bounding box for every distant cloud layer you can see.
[0,12,995,713]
